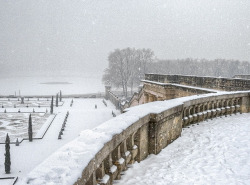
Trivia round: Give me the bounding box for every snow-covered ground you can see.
[0,98,119,185]
[116,113,250,185]
[0,75,103,96]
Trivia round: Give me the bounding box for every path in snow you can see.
[0,98,119,185]
[116,113,250,185]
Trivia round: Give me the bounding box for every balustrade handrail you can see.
[76,91,250,185]
[145,74,250,91]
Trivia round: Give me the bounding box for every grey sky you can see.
[0,0,250,76]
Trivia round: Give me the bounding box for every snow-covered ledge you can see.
[23,91,250,185]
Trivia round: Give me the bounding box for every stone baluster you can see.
[96,162,110,185]
[197,104,203,122]
[207,102,212,119]
[188,106,193,125]
[221,100,226,115]
[211,101,216,119]
[225,100,229,117]
[104,154,118,183]
[120,140,131,171]
[235,98,241,114]
[126,133,138,164]
[85,171,97,185]
[112,146,125,180]
[215,100,220,118]
[228,99,233,116]
[231,98,236,114]
[193,105,198,123]
[144,93,149,104]
[183,108,188,127]
[218,100,223,117]
[203,103,208,121]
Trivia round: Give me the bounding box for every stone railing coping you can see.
[146,73,250,81]
[23,91,250,185]
[142,80,219,93]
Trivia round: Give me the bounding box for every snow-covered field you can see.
[116,113,250,185]
[0,75,103,96]
[0,98,119,185]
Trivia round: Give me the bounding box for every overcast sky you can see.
[0,0,250,76]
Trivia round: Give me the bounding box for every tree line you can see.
[149,58,250,78]
[103,48,250,97]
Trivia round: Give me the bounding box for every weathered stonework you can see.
[233,75,250,80]
[79,74,250,185]
[128,80,214,107]
[74,91,250,185]
[145,74,250,91]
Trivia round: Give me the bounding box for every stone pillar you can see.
[144,93,149,104]
[148,118,158,155]
[134,123,149,162]
[126,133,138,164]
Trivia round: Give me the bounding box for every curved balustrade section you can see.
[74,92,250,185]
[24,92,250,185]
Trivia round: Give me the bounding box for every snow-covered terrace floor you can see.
[142,80,223,93]
[116,113,250,185]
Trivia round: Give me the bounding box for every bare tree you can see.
[103,48,154,97]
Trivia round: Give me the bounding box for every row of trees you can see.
[149,58,250,78]
[102,48,154,97]
[103,48,250,97]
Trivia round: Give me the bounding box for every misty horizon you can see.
[1,0,250,77]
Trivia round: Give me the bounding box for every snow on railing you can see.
[23,91,250,185]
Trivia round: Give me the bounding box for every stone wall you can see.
[74,91,250,185]
[105,86,121,110]
[233,75,250,80]
[128,80,214,107]
[145,74,250,91]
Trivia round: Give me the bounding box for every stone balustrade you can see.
[145,74,250,91]
[74,91,250,185]
[105,88,121,110]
